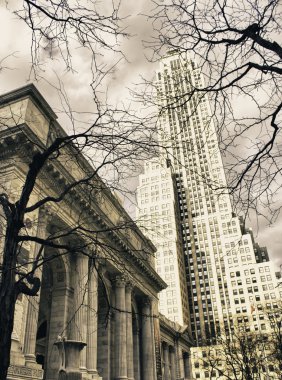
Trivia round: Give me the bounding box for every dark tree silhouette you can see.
[0,2,160,378]
[0,83,160,379]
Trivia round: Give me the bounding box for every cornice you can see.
[0,84,57,121]
[159,314,194,345]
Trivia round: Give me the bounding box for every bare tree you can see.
[193,305,282,380]
[146,0,282,218]
[196,326,280,379]
[0,82,161,378]
[0,2,165,378]
[264,301,282,371]
[6,0,127,80]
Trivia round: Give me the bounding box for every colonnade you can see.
[2,85,191,380]
[162,342,177,380]
[20,250,157,380]
[161,341,191,380]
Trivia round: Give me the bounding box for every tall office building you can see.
[137,158,190,326]
[136,51,281,345]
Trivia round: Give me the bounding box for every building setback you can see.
[136,51,281,348]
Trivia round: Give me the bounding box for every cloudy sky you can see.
[0,1,281,268]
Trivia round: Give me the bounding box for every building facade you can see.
[137,159,190,326]
[136,51,281,349]
[0,85,192,380]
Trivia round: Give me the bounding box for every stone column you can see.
[169,347,177,380]
[141,297,156,380]
[183,352,191,380]
[125,282,134,380]
[69,253,88,370]
[163,343,170,380]
[177,346,185,379]
[86,259,99,376]
[113,275,128,380]
[133,325,141,380]
[23,209,49,365]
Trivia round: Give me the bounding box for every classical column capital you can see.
[92,245,104,260]
[162,341,169,349]
[112,274,127,288]
[125,280,134,292]
[141,295,153,308]
[88,256,99,270]
[38,205,54,225]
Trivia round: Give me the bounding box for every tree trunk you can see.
[0,221,20,380]
[0,284,17,380]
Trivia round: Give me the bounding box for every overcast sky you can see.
[0,1,281,268]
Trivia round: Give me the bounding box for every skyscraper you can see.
[136,51,281,346]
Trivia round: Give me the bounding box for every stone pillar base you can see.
[25,355,39,368]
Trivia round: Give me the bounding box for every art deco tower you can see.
[136,51,280,345]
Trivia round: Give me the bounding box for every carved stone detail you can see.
[112,274,127,288]
[8,365,43,379]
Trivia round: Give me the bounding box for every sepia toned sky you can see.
[0,1,281,268]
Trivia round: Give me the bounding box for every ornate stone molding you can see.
[8,365,43,379]
[125,279,134,293]
[141,295,153,308]
[112,274,127,288]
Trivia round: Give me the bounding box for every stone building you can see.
[0,85,192,380]
[159,315,192,380]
